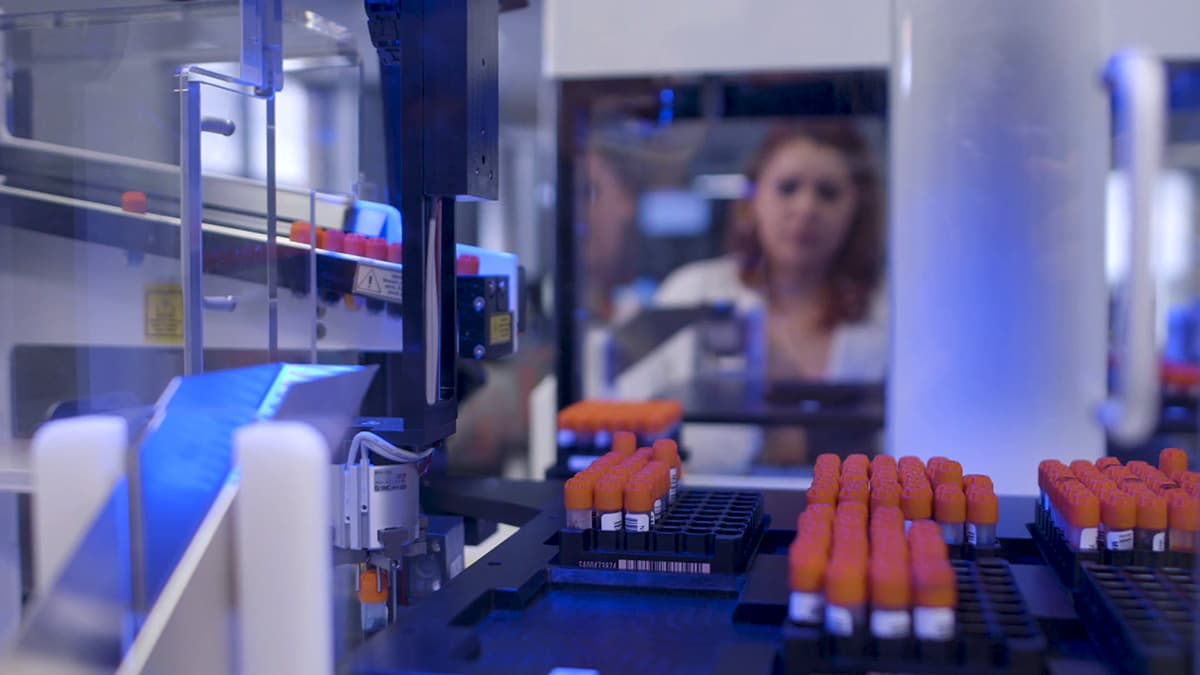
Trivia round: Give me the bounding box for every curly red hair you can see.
[727,121,884,329]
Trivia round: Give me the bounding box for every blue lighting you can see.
[658,88,675,126]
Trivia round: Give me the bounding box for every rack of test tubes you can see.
[805,454,1002,559]
[784,454,1040,673]
[1033,448,1199,589]
[1032,449,1197,674]
[557,431,765,578]
[556,400,684,472]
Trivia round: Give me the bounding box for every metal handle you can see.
[1097,49,1165,445]
[203,295,238,312]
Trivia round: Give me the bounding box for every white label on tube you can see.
[913,607,954,641]
[669,468,679,501]
[565,509,592,530]
[599,511,624,531]
[1078,527,1099,551]
[825,605,855,637]
[653,498,663,519]
[966,523,978,545]
[624,512,650,532]
[1152,531,1166,552]
[788,592,822,624]
[870,609,911,639]
[1105,529,1134,551]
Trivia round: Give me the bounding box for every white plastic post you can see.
[889,0,1109,495]
[31,415,127,591]
[233,421,332,675]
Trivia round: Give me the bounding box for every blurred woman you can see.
[657,121,887,465]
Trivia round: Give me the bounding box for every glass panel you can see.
[562,75,887,475]
[1125,60,1200,464]
[0,0,359,650]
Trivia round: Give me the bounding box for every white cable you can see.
[345,431,436,466]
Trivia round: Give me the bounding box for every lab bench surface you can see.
[350,478,1114,675]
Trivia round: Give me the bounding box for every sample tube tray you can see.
[1028,522,1099,592]
[1075,563,1196,675]
[1030,517,1195,592]
[783,559,1046,674]
[556,490,765,576]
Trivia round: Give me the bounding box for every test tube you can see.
[1160,447,1189,479]
[870,455,899,482]
[594,477,625,531]
[806,482,838,507]
[358,566,390,635]
[788,545,828,625]
[814,453,842,477]
[934,484,966,547]
[1064,487,1100,552]
[900,484,933,532]
[1038,460,1068,532]
[908,519,950,561]
[1096,456,1122,472]
[644,461,670,521]
[897,456,924,472]
[912,561,957,641]
[1099,490,1136,565]
[966,488,999,550]
[839,478,870,505]
[563,474,595,530]
[612,430,638,458]
[836,500,870,524]
[1177,471,1200,497]
[931,460,964,489]
[962,474,994,494]
[842,453,870,477]
[1134,492,1168,563]
[870,482,902,512]
[869,560,912,640]
[652,439,683,503]
[1168,491,1199,557]
[824,559,867,639]
[623,478,654,532]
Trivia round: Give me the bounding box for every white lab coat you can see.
[527,257,888,477]
[650,256,889,473]
[655,256,889,381]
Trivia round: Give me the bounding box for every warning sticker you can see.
[489,313,513,345]
[145,283,184,344]
[353,264,403,302]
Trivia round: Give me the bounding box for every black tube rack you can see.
[783,559,1046,674]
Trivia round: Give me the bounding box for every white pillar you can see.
[31,416,127,590]
[234,421,332,675]
[888,0,1109,494]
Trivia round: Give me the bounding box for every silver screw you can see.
[473,296,485,312]
[473,345,485,360]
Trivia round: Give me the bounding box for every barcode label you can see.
[1152,531,1166,552]
[1105,528,1134,551]
[1079,527,1098,551]
[616,559,712,574]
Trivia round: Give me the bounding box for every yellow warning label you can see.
[489,313,513,345]
[145,283,184,344]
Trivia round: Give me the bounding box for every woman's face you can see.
[752,139,858,278]
[583,152,636,281]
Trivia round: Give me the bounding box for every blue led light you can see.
[658,88,675,126]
